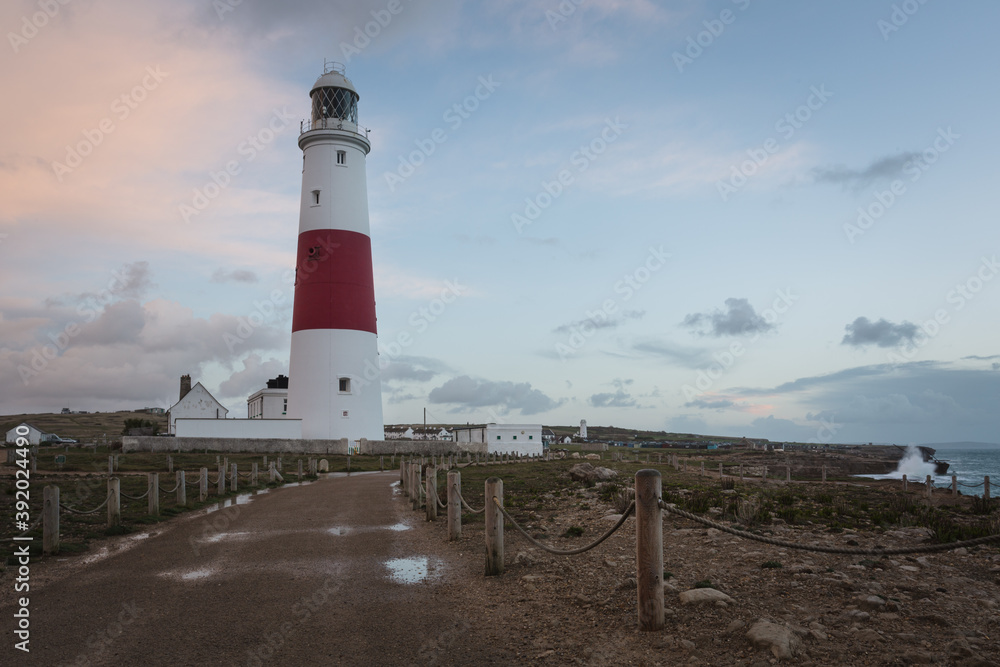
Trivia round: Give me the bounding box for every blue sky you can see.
[2,0,998,445]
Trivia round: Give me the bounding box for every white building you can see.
[452,423,543,456]
[167,381,229,435]
[247,375,289,420]
[175,418,301,439]
[579,419,588,439]
[5,423,47,445]
[385,425,452,440]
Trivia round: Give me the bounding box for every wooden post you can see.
[719,462,723,478]
[740,463,744,480]
[108,478,120,528]
[251,463,258,487]
[167,455,173,473]
[277,457,282,472]
[700,461,705,476]
[447,471,461,541]
[985,476,991,501]
[762,465,768,484]
[218,465,226,495]
[786,466,791,483]
[952,475,958,496]
[269,462,277,483]
[485,477,504,576]
[177,471,186,506]
[926,475,933,500]
[43,485,59,555]
[426,466,438,522]
[380,455,384,472]
[223,457,229,479]
[231,464,238,492]
[200,467,208,501]
[903,474,908,492]
[298,459,303,481]
[822,465,827,483]
[148,473,159,516]
[263,455,267,468]
[635,469,664,632]
[108,455,114,476]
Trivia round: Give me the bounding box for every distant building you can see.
[138,407,165,415]
[5,423,48,445]
[452,423,543,456]
[542,429,557,445]
[247,375,289,420]
[167,378,229,435]
[579,419,588,439]
[384,425,451,440]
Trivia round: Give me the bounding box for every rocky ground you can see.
[409,465,1000,666]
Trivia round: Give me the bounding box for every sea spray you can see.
[893,445,937,480]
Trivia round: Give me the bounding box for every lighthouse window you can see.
[311,87,358,125]
[339,377,351,393]
[337,151,346,165]
[312,190,321,205]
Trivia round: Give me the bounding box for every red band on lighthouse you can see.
[291,229,377,334]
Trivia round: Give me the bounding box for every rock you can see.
[954,547,969,556]
[318,459,329,472]
[680,639,696,652]
[593,466,618,481]
[725,620,746,635]
[679,588,735,606]
[513,551,536,566]
[916,613,952,627]
[843,610,870,622]
[602,514,624,522]
[746,620,801,660]
[618,577,637,590]
[901,650,936,664]
[859,595,886,611]
[855,629,884,643]
[568,462,596,481]
[570,452,581,459]
[584,453,601,460]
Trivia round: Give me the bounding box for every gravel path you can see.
[1,472,508,666]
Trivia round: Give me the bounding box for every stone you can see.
[746,620,801,660]
[901,650,935,664]
[859,595,886,611]
[513,551,536,566]
[725,620,746,635]
[567,463,618,483]
[679,588,735,606]
[584,453,601,460]
[318,459,329,472]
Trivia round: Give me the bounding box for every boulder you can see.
[584,453,601,460]
[679,588,734,606]
[746,620,801,660]
[568,463,619,483]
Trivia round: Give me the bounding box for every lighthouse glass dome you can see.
[311,87,358,125]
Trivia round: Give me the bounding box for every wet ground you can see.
[0,471,509,666]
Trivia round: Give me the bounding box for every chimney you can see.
[179,374,192,401]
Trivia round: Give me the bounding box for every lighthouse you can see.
[286,63,384,441]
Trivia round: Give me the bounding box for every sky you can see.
[2,0,998,446]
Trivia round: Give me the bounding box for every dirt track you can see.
[1,472,510,666]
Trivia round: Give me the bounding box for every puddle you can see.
[180,569,214,581]
[384,522,411,532]
[203,531,250,543]
[384,556,441,584]
[327,470,385,478]
[390,481,401,495]
[79,532,150,566]
[205,489,268,514]
[327,527,349,536]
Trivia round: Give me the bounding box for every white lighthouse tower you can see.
[286,62,384,441]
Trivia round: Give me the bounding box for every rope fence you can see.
[397,459,1000,633]
[59,491,113,516]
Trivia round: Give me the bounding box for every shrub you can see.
[761,561,782,569]
[563,526,585,538]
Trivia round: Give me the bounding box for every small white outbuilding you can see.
[167,382,229,435]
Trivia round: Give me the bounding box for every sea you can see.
[856,443,1000,496]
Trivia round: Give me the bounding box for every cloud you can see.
[630,340,713,368]
[554,309,644,334]
[428,375,562,415]
[841,317,918,348]
[212,268,259,284]
[805,389,963,425]
[682,298,774,337]
[685,398,737,410]
[381,356,449,384]
[218,353,286,399]
[590,389,637,408]
[812,152,919,190]
[78,261,156,303]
